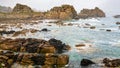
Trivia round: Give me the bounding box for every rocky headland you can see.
[78,7,105,19]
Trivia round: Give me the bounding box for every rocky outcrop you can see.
[103,58,120,67]
[0,51,69,68]
[12,3,33,13]
[0,38,70,53]
[45,4,77,20]
[78,7,105,19]
[0,38,70,67]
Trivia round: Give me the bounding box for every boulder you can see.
[78,7,105,19]
[103,58,120,67]
[40,28,50,32]
[114,15,120,18]
[80,59,95,66]
[48,38,70,53]
[90,26,96,29]
[12,3,33,13]
[45,4,77,20]
[116,22,120,25]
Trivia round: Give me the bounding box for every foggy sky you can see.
[0,0,120,16]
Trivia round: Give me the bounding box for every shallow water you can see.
[1,17,120,68]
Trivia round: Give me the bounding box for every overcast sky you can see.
[0,0,120,16]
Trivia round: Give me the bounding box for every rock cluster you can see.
[12,3,33,13]
[0,51,69,68]
[103,58,120,67]
[0,38,70,53]
[0,38,70,67]
[44,4,77,20]
[78,7,105,19]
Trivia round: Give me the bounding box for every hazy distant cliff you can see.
[0,5,12,13]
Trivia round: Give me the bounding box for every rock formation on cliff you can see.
[45,4,77,20]
[12,3,33,13]
[78,7,105,19]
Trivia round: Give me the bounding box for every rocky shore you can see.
[0,3,120,68]
[0,38,70,68]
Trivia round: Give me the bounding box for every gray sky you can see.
[0,0,120,16]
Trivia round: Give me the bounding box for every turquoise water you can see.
[3,17,120,68]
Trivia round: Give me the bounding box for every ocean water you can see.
[2,17,120,68]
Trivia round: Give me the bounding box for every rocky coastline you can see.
[0,3,120,68]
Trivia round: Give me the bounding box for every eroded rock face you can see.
[103,58,120,67]
[12,3,33,13]
[78,7,105,19]
[45,4,77,20]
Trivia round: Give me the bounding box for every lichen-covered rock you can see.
[45,4,77,20]
[78,7,105,19]
[12,3,33,13]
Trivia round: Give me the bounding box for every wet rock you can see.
[103,58,120,67]
[114,15,120,18]
[106,29,111,32]
[78,7,105,19]
[30,29,39,33]
[0,30,15,35]
[80,59,95,66]
[40,28,50,32]
[48,38,69,53]
[116,22,120,25]
[75,44,85,47]
[90,26,96,29]
[12,3,33,13]
[67,23,73,26]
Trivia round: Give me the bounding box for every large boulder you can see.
[12,3,33,13]
[80,59,95,66]
[45,4,77,20]
[78,7,105,19]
